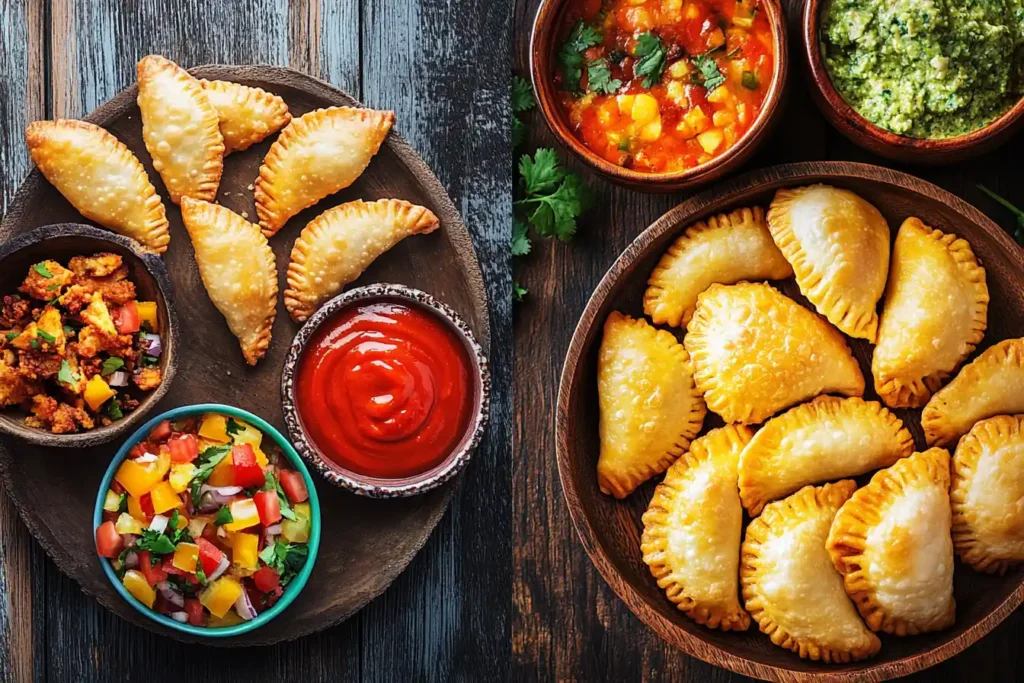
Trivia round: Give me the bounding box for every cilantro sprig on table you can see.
[978,185,1024,244]
[512,76,535,150]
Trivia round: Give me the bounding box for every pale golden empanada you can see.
[951,415,1024,574]
[922,339,1024,448]
[641,424,752,631]
[255,106,395,237]
[179,198,277,365]
[199,79,291,153]
[643,207,792,328]
[872,218,988,409]
[25,120,170,254]
[767,185,890,341]
[284,199,439,322]
[739,397,913,516]
[827,449,955,636]
[741,481,880,663]
[597,312,706,498]
[684,282,864,424]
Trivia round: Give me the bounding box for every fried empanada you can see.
[284,199,439,322]
[826,449,955,636]
[739,397,914,516]
[643,206,792,328]
[199,79,291,153]
[179,198,277,365]
[25,120,170,254]
[872,218,988,409]
[255,106,395,237]
[684,282,864,424]
[137,55,224,204]
[741,481,880,663]
[597,312,706,498]
[641,424,752,631]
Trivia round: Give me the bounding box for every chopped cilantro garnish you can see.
[5,331,17,341]
[557,20,603,93]
[107,400,124,420]
[33,263,53,278]
[214,505,233,526]
[134,529,176,555]
[190,445,232,500]
[57,359,79,384]
[634,33,667,88]
[62,325,75,337]
[586,57,622,94]
[195,563,207,586]
[100,356,125,376]
[36,329,56,343]
[258,541,308,587]
[225,418,244,436]
[263,470,297,521]
[693,54,726,91]
[29,339,40,350]
[117,492,127,513]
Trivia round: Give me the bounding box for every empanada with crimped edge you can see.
[951,415,1024,574]
[922,338,1024,448]
[136,55,224,204]
[25,120,170,254]
[741,481,880,663]
[284,199,439,322]
[684,282,864,425]
[199,79,291,154]
[826,448,955,636]
[255,106,395,237]
[641,424,752,631]
[180,198,277,365]
[739,396,914,516]
[872,217,988,409]
[597,312,706,498]
[643,206,792,328]
[767,185,890,341]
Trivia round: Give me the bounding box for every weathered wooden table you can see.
[0,2,510,681]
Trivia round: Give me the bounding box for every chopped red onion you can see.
[107,370,129,387]
[234,589,257,621]
[135,452,158,463]
[169,611,188,623]
[208,556,230,581]
[199,484,242,506]
[141,334,163,357]
[196,491,220,513]
[124,551,138,569]
[265,523,282,536]
[122,534,138,547]
[157,583,185,608]
[148,514,169,533]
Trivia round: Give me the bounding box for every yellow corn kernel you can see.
[115,512,144,535]
[136,302,158,332]
[684,2,700,19]
[737,102,750,125]
[724,124,739,146]
[666,80,686,105]
[127,495,147,522]
[169,463,197,493]
[631,94,660,125]
[597,105,615,127]
[172,542,200,574]
[224,498,260,531]
[616,94,635,115]
[707,86,732,104]
[149,481,182,514]
[697,128,725,154]
[713,110,736,127]
[679,107,710,138]
[198,413,230,443]
[624,7,652,31]
[200,577,243,618]
[122,570,156,608]
[663,0,683,10]
[207,452,235,487]
[706,28,726,50]
[638,119,663,142]
[668,60,690,79]
[230,532,260,570]
[114,452,169,498]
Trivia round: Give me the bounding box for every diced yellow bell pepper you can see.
[122,569,156,608]
[230,532,259,570]
[83,374,116,412]
[281,502,311,543]
[253,446,269,468]
[115,512,144,535]
[127,495,147,522]
[188,514,212,538]
[149,480,182,514]
[169,463,197,493]
[137,301,158,332]
[207,453,234,487]
[172,542,200,573]
[198,413,230,443]
[115,452,170,498]
[199,576,243,618]
[208,610,245,628]
[229,420,263,449]
[174,511,189,529]
[224,498,260,531]
[103,489,121,512]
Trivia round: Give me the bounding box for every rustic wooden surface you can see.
[513,1,1024,682]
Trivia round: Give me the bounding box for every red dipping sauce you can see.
[294,300,474,479]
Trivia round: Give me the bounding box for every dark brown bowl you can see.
[0,224,178,447]
[804,0,1024,164]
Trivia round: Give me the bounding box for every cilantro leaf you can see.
[225,418,244,436]
[511,218,532,257]
[57,359,79,385]
[978,185,1024,244]
[195,563,207,586]
[513,116,526,149]
[36,329,56,343]
[634,33,667,87]
[62,324,75,337]
[33,263,53,279]
[513,282,528,303]
[518,148,565,196]
[100,356,125,376]
[741,70,758,89]
[515,149,592,243]
[258,541,308,586]
[190,445,232,500]
[214,506,233,526]
[557,21,603,93]
[693,54,725,91]
[29,339,39,350]
[263,470,297,521]
[567,20,602,52]
[512,76,535,112]
[586,58,622,94]
[4,331,17,341]
[135,529,176,555]
[107,400,124,420]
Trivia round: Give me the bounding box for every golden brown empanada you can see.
[284,199,439,322]
[826,449,955,636]
[255,106,394,237]
[741,481,880,663]
[739,397,913,516]
[872,218,988,409]
[179,198,277,365]
[684,282,864,424]
[597,312,706,498]
[643,206,792,328]
[922,339,1024,448]
[767,185,890,342]
[199,79,291,154]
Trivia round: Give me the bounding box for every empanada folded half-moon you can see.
[826,449,955,636]
[767,185,890,342]
[684,282,865,425]
[872,217,988,409]
[136,55,224,204]
[643,206,792,328]
[741,481,880,663]
[284,199,439,322]
[951,415,1024,574]
[25,120,170,254]
[641,425,753,631]
[739,396,914,516]
[597,312,706,498]
[179,198,278,365]
[922,338,1024,448]
[199,79,291,153]
[255,106,395,237]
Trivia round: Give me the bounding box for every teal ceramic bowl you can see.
[92,403,321,638]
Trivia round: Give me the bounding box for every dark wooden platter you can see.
[556,162,1024,682]
[0,64,489,646]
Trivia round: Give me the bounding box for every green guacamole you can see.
[822,0,1024,138]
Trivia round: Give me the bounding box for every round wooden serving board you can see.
[556,162,1024,682]
[0,65,489,645]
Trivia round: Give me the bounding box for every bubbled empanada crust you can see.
[25,120,170,254]
[872,218,988,409]
[255,106,394,237]
[684,282,864,425]
[767,185,890,342]
[199,79,291,153]
[739,396,913,516]
[641,425,753,631]
[180,198,278,365]
[597,312,706,498]
[826,449,955,636]
[741,481,880,663]
[922,339,1024,448]
[136,55,224,204]
[643,206,792,328]
[284,199,439,322]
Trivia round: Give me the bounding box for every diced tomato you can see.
[114,301,141,334]
[161,558,200,585]
[140,493,154,518]
[95,521,123,558]
[110,480,126,495]
[137,551,169,587]
[278,470,309,503]
[253,490,281,526]
[231,444,265,488]
[197,537,225,576]
[148,420,172,443]
[185,598,205,626]
[252,566,280,593]
[201,523,218,543]
[266,585,284,608]
[168,433,199,463]
[128,443,148,459]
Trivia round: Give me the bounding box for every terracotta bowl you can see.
[0,224,177,448]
